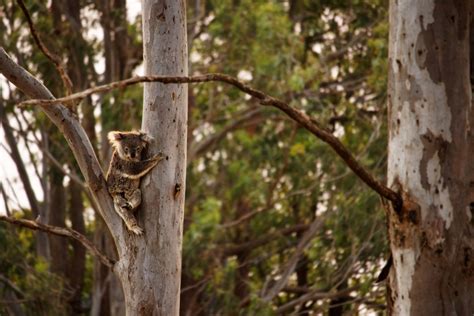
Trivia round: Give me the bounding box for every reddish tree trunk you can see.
[387,1,474,314]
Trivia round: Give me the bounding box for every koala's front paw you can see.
[118,201,132,210]
[152,152,165,161]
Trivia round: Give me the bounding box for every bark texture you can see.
[115,1,188,315]
[387,1,474,314]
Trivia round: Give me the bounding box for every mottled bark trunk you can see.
[113,1,188,315]
[387,1,474,314]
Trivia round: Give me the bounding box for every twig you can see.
[16,0,73,96]
[188,107,264,162]
[19,74,400,205]
[40,145,86,189]
[261,215,324,302]
[0,274,24,297]
[0,183,11,216]
[0,216,115,269]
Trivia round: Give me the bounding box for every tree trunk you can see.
[387,1,474,314]
[114,1,188,315]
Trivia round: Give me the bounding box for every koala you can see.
[106,131,163,235]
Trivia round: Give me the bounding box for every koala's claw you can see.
[153,152,165,161]
[128,224,144,235]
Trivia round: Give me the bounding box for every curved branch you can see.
[20,74,400,204]
[0,216,115,269]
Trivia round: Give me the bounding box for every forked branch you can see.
[0,48,126,254]
[20,74,400,204]
[0,216,115,268]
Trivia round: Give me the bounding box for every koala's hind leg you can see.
[125,189,142,210]
[112,195,143,235]
[113,195,130,209]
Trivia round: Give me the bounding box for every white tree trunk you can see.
[388,1,474,314]
[115,1,188,315]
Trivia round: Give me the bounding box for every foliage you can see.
[0,222,67,315]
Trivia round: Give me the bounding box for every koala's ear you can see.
[108,131,124,143]
[139,131,153,143]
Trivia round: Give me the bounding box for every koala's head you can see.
[108,131,152,162]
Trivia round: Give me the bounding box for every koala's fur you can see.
[106,131,163,235]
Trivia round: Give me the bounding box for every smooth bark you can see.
[387,1,474,314]
[112,1,189,315]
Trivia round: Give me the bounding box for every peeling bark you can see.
[387,0,474,314]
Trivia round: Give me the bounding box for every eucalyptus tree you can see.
[387,1,474,314]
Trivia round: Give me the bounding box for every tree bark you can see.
[113,1,188,315]
[387,1,474,314]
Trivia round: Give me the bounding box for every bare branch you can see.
[0,183,11,216]
[16,0,73,96]
[0,216,115,269]
[19,74,400,204]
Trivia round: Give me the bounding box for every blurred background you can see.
[0,0,389,314]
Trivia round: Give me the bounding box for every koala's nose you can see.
[131,152,136,158]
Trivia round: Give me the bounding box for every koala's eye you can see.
[136,147,142,152]
[124,147,129,153]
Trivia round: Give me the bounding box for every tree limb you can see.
[19,74,400,205]
[0,216,115,269]
[0,48,126,256]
